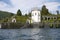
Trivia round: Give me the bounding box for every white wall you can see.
[31,10,41,23]
[12,18,16,23]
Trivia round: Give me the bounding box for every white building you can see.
[12,18,16,23]
[31,9,41,23]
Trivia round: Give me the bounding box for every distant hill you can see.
[0,11,14,20]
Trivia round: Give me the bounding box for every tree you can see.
[25,14,28,16]
[41,5,51,15]
[28,12,31,17]
[56,10,59,15]
[17,9,22,16]
[56,10,59,20]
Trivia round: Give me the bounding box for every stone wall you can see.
[0,22,60,29]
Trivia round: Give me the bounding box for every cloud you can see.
[0,1,8,8]
[44,2,60,10]
[43,2,60,14]
[10,0,49,14]
[0,0,12,5]
[0,0,60,14]
[0,1,17,14]
[0,1,11,11]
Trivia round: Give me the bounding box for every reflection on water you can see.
[0,28,60,40]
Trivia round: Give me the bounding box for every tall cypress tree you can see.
[17,9,22,16]
[41,5,50,15]
[56,10,59,15]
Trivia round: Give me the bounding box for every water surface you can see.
[0,28,60,40]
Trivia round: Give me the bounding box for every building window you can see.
[45,17,47,20]
[54,18,56,19]
[48,18,50,20]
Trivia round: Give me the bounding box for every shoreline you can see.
[0,22,60,29]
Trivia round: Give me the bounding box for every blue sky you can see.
[0,0,10,4]
[0,0,60,14]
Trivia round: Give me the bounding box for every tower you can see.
[31,8,41,23]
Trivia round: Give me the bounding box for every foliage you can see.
[0,11,14,20]
[28,12,31,17]
[25,14,28,16]
[56,10,59,15]
[41,5,51,15]
[17,9,22,16]
[15,16,28,23]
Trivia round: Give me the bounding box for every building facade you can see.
[31,9,41,23]
[30,8,60,23]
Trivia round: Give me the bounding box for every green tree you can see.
[28,12,31,17]
[17,9,22,16]
[56,10,59,15]
[25,14,28,16]
[41,5,51,15]
[56,10,59,20]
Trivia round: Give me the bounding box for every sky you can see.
[0,0,60,15]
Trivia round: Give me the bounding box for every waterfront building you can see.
[30,8,60,23]
[11,18,16,23]
[8,15,16,23]
[31,8,41,23]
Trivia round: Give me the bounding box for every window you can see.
[54,18,56,19]
[45,17,47,20]
[48,18,50,20]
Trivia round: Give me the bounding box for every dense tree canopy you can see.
[28,12,31,17]
[25,14,28,16]
[41,5,51,15]
[56,10,59,15]
[17,9,22,16]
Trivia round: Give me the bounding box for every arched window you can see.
[45,17,47,20]
[48,18,50,20]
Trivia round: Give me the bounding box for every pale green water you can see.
[0,28,60,40]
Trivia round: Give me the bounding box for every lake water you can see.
[0,28,60,40]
